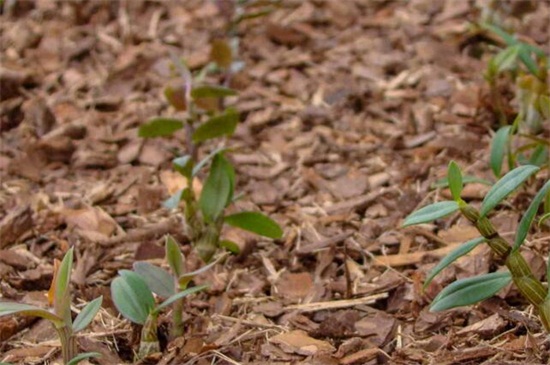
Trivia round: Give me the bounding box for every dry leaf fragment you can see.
[270,330,336,356]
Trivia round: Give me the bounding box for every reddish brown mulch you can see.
[1,1,549,364]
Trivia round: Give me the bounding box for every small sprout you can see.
[111,256,208,359]
[0,248,102,364]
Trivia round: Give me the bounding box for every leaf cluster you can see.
[0,248,102,364]
[403,162,550,317]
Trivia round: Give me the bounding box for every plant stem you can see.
[138,313,160,360]
[171,298,184,339]
[459,203,550,331]
[56,325,77,364]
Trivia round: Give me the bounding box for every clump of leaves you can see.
[138,54,282,263]
[110,236,209,359]
[483,23,549,129]
[0,248,102,365]
[480,24,549,180]
[403,161,550,330]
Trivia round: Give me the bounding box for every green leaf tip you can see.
[447,161,463,202]
[224,211,283,239]
[402,201,459,227]
[480,165,539,217]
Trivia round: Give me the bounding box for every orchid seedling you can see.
[403,162,550,330]
[0,248,102,364]
[110,245,208,360]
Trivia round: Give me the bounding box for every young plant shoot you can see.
[138,55,282,262]
[110,259,207,359]
[403,161,550,330]
[0,248,102,365]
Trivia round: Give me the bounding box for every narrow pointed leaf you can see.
[156,285,208,311]
[492,45,520,73]
[424,237,486,288]
[517,44,540,77]
[431,175,492,189]
[133,262,175,299]
[163,189,183,210]
[480,165,539,217]
[430,271,512,312]
[402,201,459,227]
[192,108,239,143]
[138,118,184,138]
[54,248,73,323]
[192,146,228,176]
[219,239,240,254]
[166,235,184,278]
[111,271,155,325]
[72,296,103,333]
[199,153,232,221]
[224,212,283,239]
[178,253,228,289]
[447,161,463,202]
[513,180,550,251]
[490,126,512,177]
[173,155,193,179]
[66,352,101,365]
[0,302,63,324]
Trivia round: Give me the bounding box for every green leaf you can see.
[492,45,520,73]
[490,126,512,178]
[163,189,183,210]
[402,201,459,227]
[517,44,540,77]
[72,296,103,333]
[219,239,240,254]
[224,212,283,239]
[138,118,184,138]
[178,253,228,289]
[166,235,184,278]
[54,248,73,324]
[430,271,512,312]
[199,153,233,221]
[111,271,155,325]
[192,108,239,143]
[156,285,208,311]
[447,161,463,202]
[513,180,550,251]
[66,352,101,365]
[191,85,237,99]
[431,175,493,189]
[480,165,539,217]
[482,23,516,46]
[192,146,228,176]
[540,212,550,227]
[133,262,175,299]
[173,155,194,179]
[424,237,486,289]
[0,302,63,325]
[528,144,548,166]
